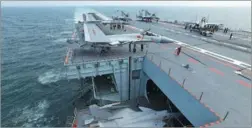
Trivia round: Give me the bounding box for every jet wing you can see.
[107,33,145,42]
[86,13,98,22]
[89,104,113,120]
[83,23,111,43]
[106,33,156,43]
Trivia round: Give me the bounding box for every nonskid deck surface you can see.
[69,11,251,127]
[147,42,251,127]
[66,43,147,65]
[158,21,251,45]
[152,22,251,49]
[129,21,251,64]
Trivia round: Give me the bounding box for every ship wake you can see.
[38,69,64,84]
[10,100,51,127]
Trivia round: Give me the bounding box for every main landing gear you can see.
[99,47,111,56]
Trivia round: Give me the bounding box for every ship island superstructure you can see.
[62,9,251,127]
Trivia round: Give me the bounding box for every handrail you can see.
[65,55,144,66]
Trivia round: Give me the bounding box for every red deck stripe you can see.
[209,67,224,76]
[182,46,241,70]
[209,108,215,113]
[204,124,210,127]
[188,58,198,64]
[209,122,215,126]
[152,59,222,127]
[209,58,240,70]
[215,120,221,124]
[237,80,252,88]
[214,112,220,118]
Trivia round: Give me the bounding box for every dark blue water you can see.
[1,7,83,127]
[1,6,251,127]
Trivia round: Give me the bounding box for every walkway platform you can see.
[143,42,251,127]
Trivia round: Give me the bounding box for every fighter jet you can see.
[136,9,160,22]
[83,12,130,25]
[82,22,162,54]
[68,13,164,55]
[184,17,220,37]
[112,10,132,22]
[73,103,180,127]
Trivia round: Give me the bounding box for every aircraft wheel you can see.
[133,48,136,53]
[100,49,106,56]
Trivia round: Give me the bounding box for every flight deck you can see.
[129,21,252,64]
[66,10,251,127]
[145,42,251,127]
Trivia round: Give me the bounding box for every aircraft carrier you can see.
[63,9,251,127]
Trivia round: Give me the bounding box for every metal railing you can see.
[144,51,205,102]
[143,51,229,122]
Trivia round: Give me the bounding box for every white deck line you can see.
[95,12,251,70]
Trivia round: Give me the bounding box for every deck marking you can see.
[215,120,221,124]
[209,67,224,76]
[126,25,251,69]
[214,112,220,118]
[187,48,242,70]
[204,123,210,127]
[209,122,215,126]
[188,58,198,64]
[236,80,252,88]
[209,57,240,70]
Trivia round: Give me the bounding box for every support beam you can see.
[133,44,136,53]
[141,44,144,51]
[129,43,132,52]
[128,56,132,100]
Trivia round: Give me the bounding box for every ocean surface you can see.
[1,6,251,127]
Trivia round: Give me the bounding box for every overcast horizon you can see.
[1,1,251,7]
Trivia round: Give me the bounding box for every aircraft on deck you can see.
[184,17,222,36]
[74,103,179,127]
[81,22,162,54]
[83,12,130,25]
[68,12,164,55]
[136,9,160,22]
[112,10,132,22]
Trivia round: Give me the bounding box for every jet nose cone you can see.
[160,36,174,44]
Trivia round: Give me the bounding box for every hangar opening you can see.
[146,79,193,127]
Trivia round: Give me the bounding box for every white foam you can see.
[45,33,55,38]
[60,31,72,35]
[53,38,67,43]
[11,100,49,127]
[38,69,62,84]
